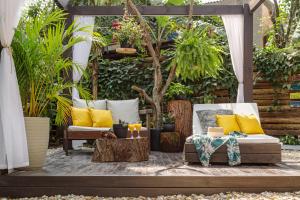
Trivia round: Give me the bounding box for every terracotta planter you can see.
[24,117,50,169]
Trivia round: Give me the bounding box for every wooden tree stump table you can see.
[92,137,149,162]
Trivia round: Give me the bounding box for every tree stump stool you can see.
[92,137,149,162]
[160,132,181,152]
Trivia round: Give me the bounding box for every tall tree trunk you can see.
[271,0,286,48]
[92,60,98,100]
[127,0,194,129]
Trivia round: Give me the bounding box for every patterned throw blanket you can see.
[192,132,247,166]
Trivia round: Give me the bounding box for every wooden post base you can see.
[160,132,181,152]
[168,100,192,150]
[92,137,149,162]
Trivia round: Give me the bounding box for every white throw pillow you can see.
[73,98,107,110]
[107,98,140,124]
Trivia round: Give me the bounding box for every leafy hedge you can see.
[82,46,300,104]
[82,57,169,101]
[81,52,238,103]
[254,47,300,90]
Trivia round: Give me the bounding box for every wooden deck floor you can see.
[9,148,300,176]
[1,148,300,197]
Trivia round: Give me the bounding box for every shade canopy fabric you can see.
[0,0,29,170]
[72,15,95,99]
[222,15,245,103]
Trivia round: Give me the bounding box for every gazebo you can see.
[2,0,300,198]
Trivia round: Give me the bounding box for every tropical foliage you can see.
[165,82,193,100]
[267,0,300,48]
[12,9,90,125]
[174,28,223,81]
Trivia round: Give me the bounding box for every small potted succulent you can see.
[162,113,175,132]
[165,82,193,100]
[113,120,128,138]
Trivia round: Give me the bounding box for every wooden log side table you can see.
[160,132,181,152]
[92,137,149,162]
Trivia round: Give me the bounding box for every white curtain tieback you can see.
[1,46,14,73]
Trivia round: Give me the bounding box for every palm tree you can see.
[12,9,91,125]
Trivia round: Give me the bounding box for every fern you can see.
[174,28,223,81]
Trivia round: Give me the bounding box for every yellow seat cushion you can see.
[236,114,264,134]
[216,115,240,135]
[71,107,92,127]
[89,109,113,128]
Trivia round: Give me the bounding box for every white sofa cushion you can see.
[236,134,280,144]
[68,126,111,132]
[107,98,140,124]
[68,125,147,132]
[186,134,280,144]
[193,103,260,135]
[73,98,106,110]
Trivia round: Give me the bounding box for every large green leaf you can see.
[166,0,185,6]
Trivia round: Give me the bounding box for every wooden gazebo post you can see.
[243,3,254,102]
[243,0,266,102]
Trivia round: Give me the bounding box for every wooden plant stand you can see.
[92,137,149,162]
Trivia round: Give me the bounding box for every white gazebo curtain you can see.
[57,0,70,8]
[72,15,95,99]
[222,15,245,103]
[0,0,29,169]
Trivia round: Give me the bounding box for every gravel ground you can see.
[9,192,300,200]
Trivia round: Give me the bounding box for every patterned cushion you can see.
[196,109,233,133]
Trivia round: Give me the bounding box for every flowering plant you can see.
[112,15,144,51]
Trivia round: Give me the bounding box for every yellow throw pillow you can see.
[216,115,240,135]
[89,109,113,128]
[236,114,264,134]
[71,107,92,127]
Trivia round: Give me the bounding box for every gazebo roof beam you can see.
[67,5,244,16]
[54,0,65,10]
[249,0,266,13]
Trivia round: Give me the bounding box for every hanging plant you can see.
[174,27,223,81]
[112,10,144,53]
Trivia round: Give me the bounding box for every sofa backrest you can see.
[193,103,260,135]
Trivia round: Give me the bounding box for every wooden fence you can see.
[213,75,300,137]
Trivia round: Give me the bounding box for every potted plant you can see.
[12,9,90,169]
[165,82,193,100]
[113,120,128,138]
[112,11,144,54]
[162,113,175,132]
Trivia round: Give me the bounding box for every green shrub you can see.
[254,47,299,90]
[280,135,300,145]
